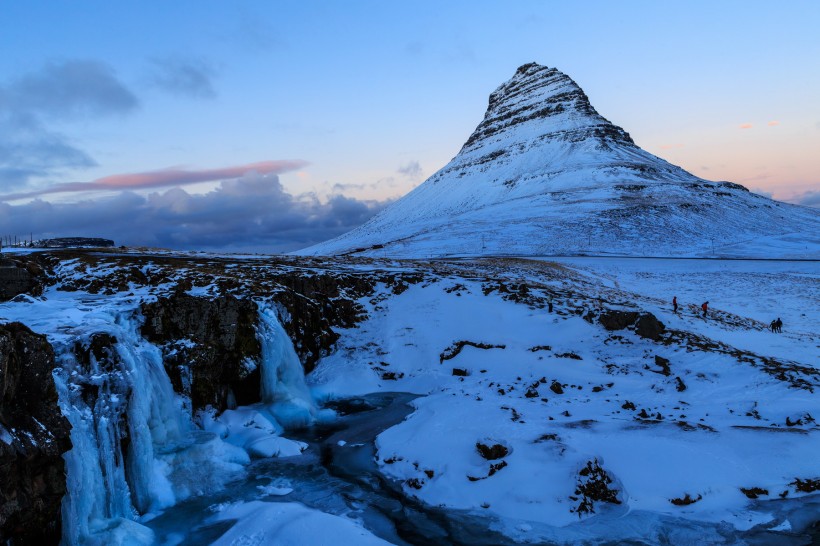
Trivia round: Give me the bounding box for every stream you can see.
[143,392,513,546]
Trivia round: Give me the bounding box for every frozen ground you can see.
[1,252,817,544]
[309,256,820,543]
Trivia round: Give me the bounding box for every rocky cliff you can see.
[0,257,45,301]
[141,293,263,411]
[0,323,72,545]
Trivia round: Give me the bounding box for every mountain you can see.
[300,63,820,258]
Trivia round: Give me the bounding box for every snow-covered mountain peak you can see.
[299,63,820,259]
[462,62,635,156]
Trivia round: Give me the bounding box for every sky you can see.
[1,1,818,251]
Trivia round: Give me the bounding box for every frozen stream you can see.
[144,392,512,545]
[145,392,820,546]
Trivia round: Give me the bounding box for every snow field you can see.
[309,260,819,541]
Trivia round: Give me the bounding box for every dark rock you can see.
[528,345,551,352]
[0,323,72,544]
[452,368,469,377]
[0,262,36,302]
[670,493,702,506]
[571,459,621,515]
[555,352,582,360]
[675,376,687,392]
[740,487,769,499]
[790,478,820,493]
[141,293,262,411]
[550,381,564,395]
[598,310,639,331]
[488,460,507,476]
[653,355,671,376]
[598,310,665,341]
[476,441,509,460]
[440,341,506,363]
[635,313,666,340]
[785,413,814,427]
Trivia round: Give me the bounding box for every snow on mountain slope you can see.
[300,63,820,259]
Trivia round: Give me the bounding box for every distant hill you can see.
[37,237,115,248]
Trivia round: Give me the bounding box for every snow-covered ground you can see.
[1,252,817,544]
[309,256,820,543]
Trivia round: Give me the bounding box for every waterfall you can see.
[55,311,248,545]
[256,305,318,429]
[52,302,325,544]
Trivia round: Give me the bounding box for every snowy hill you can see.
[300,63,820,259]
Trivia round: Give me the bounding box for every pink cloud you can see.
[0,160,309,201]
[767,120,780,126]
[739,123,753,129]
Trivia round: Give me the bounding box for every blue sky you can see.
[1,1,818,250]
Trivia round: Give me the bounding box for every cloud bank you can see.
[0,173,391,252]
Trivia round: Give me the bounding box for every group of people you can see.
[671,296,709,317]
[672,296,784,333]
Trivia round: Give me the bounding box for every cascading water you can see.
[52,301,323,545]
[256,305,320,429]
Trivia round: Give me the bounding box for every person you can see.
[770,319,777,332]
[548,297,554,313]
[673,296,678,313]
[775,317,782,333]
[701,301,709,318]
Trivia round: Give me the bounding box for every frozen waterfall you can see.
[53,303,320,545]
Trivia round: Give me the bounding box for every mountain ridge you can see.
[300,63,820,259]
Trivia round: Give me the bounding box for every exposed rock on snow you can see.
[0,322,72,544]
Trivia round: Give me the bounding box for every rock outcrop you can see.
[598,309,665,341]
[141,293,262,412]
[269,272,375,373]
[0,323,72,545]
[0,258,44,301]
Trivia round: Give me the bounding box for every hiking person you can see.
[673,296,678,313]
[548,297,554,313]
[775,318,782,333]
[701,301,709,318]
[770,319,777,332]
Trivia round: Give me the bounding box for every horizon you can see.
[1,1,818,252]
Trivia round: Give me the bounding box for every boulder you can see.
[598,310,639,331]
[598,310,665,341]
